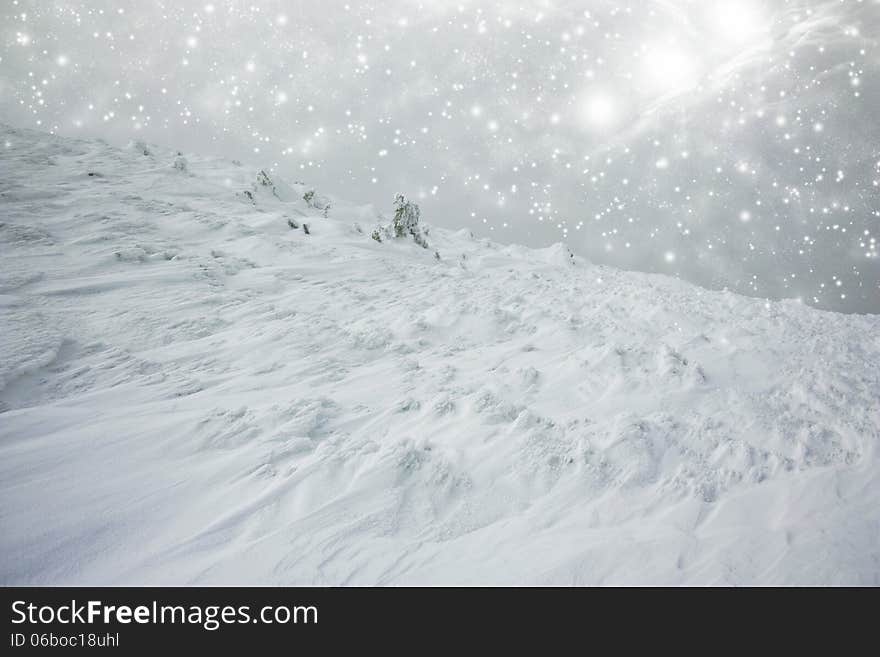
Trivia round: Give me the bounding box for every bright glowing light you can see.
[581,93,618,129]
[639,44,699,94]
[709,1,767,45]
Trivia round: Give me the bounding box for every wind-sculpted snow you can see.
[1,125,878,585]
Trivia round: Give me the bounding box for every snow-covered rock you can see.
[1,124,878,585]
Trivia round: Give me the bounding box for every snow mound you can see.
[1,124,878,585]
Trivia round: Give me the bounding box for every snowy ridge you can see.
[1,125,878,585]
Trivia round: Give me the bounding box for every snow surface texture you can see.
[1,125,878,585]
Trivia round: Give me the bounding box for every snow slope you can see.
[1,124,878,585]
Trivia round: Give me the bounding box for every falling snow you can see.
[0,0,878,312]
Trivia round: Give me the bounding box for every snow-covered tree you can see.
[392,194,419,237]
[256,169,273,187]
[391,194,428,248]
[371,224,390,243]
[303,189,331,217]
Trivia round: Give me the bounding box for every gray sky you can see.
[2,0,878,312]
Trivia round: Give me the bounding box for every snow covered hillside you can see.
[1,125,878,585]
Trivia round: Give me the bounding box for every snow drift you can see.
[1,125,878,585]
